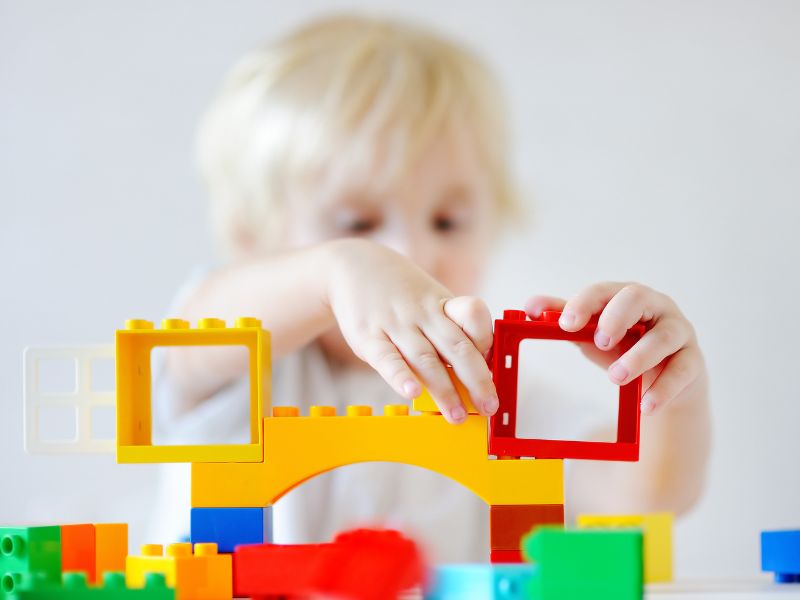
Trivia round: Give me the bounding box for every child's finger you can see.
[524,295,567,319]
[559,282,627,331]
[640,345,703,414]
[355,333,423,401]
[387,329,468,424]
[594,284,666,351]
[421,316,498,417]
[443,296,493,358]
[605,317,692,386]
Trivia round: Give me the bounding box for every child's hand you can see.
[525,282,705,415]
[325,239,498,424]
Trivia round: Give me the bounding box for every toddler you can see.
[151,14,711,562]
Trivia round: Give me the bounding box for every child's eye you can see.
[433,215,461,233]
[343,218,379,234]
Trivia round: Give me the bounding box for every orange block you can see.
[94,523,128,584]
[60,524,96,581]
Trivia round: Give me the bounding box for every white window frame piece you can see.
[23,345,116,454]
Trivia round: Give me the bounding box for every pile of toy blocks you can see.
[1,523,426,600]
[427,512,673,600]
[0,523,174,599]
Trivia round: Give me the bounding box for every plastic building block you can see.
[425,564,535,600]
[93,524,127,584]
[490,505,564,553]
[9,572,174,599]
[190,507,272,553]
[318,528,426,599]
[23,346,116,455]
[522,527,643,600]
[762,529,800,583]
[116,318,269,463]
[232,542,330,597]
[59,526,94,583]
[577,513,672,583]
[490,550,524,564]
[233,528,425,600]
[413,365,479,414]
[126,543,231,600]
[192,409,564,507]
[490,310,644,460]
[1,527,62,597]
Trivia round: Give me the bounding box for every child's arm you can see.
[166,238,498,422]
[526,284,711,517]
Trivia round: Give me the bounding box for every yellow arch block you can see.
[192,411,563,507]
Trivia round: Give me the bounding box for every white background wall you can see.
[2,0,799,579]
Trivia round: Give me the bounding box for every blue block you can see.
[191,507,273,553]
[761,529,800,583]
[425,564,535,600]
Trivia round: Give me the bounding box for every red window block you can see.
[489,310,645,461]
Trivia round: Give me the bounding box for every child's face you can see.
[284,128,497,296]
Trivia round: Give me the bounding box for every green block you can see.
[1,527,62,597]
[9,572,174,599]
[523,527,643,600]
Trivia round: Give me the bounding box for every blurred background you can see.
[2,0,799,578]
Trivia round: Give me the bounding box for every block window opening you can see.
[150,345,251,445]
[515,339,618,442]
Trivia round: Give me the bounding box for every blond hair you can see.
[197,14,516,259]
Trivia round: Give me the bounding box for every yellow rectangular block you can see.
[126,542,231,600]
[94,523,128,584]
[116,318,269,464]
[413,365,479,414]
[577,512,673,583]
[192,412,563,507]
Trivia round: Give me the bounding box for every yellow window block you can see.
[192,409,564,508]
[577,512,673,583]
[116,317,269,463]
[126,542,231,600]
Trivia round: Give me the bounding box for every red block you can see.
[234,528,426,600]
[490,549,524,563]
[320,528,426,598]
[60,524,96,582]
[234,542,334,597]
[489,310,645,461]
[490,504,564,550]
